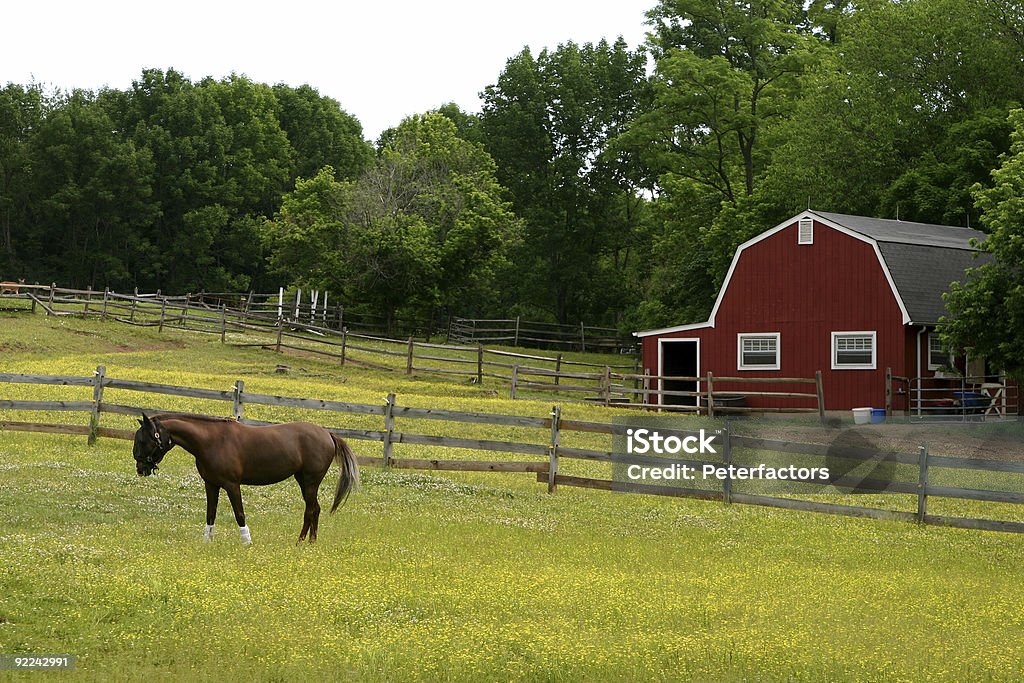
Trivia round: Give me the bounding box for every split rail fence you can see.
[447,316,631,353]
[2,369,1024,535]
[6,285,825,416]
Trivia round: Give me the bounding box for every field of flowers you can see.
[3,313,1024,681]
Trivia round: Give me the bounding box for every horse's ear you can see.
[140,412,151,428]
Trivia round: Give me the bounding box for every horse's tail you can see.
[330,432,360,513]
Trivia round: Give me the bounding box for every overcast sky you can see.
[4,1,652,141]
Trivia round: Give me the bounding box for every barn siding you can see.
[642,220,907,410]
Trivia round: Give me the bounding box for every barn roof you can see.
[810,211,984,250]
[811,211,990,325]
[635,211,992,337]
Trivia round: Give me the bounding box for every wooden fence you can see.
[885,368,1019,422]
[3,369,1024,535]
[448,316,631,353]
[9,285,827,416]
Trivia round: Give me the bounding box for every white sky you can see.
[3,1,652,141]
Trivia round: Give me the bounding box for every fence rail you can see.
[448,316,632,353]
[3,369,1024,536]
[10,285,831,416]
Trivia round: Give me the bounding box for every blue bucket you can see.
[870,408,886,424]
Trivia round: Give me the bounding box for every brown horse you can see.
[132,413,359,544]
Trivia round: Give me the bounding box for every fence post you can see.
[158,298,167,333]
[815,370,825,424]
[84,286,92,315]
[604,366,612,406]
[48,283,55,306]
[88,365,106,446]
[642,371,651,409]
[406,337,414,374]
[220,304,227,343]
[706,371,716,419]
[232,380,245,421]
[130,296,137,322]
[510,365,519,400]
[276,317,283,353]
[477,345,484,384]
[340,327,348,365]
[721,422,732,504]
[548,405,561,493]
[885,367,893,417]
[514,316,521,346]
[102,288,109,321]
[382,393,396,468]
[917,443,929,522]
[580,322,586,352]
[182,295,190,327]
[555,353,563,386]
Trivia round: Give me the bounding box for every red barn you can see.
[634,210,992,411]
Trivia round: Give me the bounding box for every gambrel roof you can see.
[815,211,990,325]
[635,210,990,337]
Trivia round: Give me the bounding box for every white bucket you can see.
[851,407,872,425]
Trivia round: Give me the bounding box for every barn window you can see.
[832,331,876,369]
[738,333,780,370]
[798,218,813,245]
[928,332,950,370]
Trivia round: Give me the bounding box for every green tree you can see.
[0,83,43,273]
[479,39,650,323]
[763,0,1024,219]
[943,108,1024,378]
[630,0,817,202]
[264,114,518,328]
[272,83,372,182]
[30,89,157,287]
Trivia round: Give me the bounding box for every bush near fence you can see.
[3,369,1024,536]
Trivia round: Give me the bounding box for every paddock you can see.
[3,312,1024,680]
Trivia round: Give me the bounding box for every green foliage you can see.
[264,114,519,326]
[633,0,818,202]
[480,39,650,324]
[0,69,369,292]
[943,108,1024,378]
[272,83,372,182]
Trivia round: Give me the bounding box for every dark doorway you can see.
[660,339,698,407]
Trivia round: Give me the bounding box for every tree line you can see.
[3,0,1024,374]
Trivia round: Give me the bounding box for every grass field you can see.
[3,312,1024,681]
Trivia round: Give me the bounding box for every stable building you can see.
[634,210,993,411]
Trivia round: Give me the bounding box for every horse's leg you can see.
[204,481,219,542]
[305,467,329,543]
[224,483,251,545]
[303,481,322,544]
[295,473,312,543]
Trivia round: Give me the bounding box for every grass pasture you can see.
[3,312,1024,681]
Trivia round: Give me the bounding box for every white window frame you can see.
[831,331,876,370]
[737,332,780,371]
[927,332,950,371]
[798,218,814,245]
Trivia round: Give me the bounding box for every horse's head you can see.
[133,413,173,476]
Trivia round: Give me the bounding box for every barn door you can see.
[659,339,699,407]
